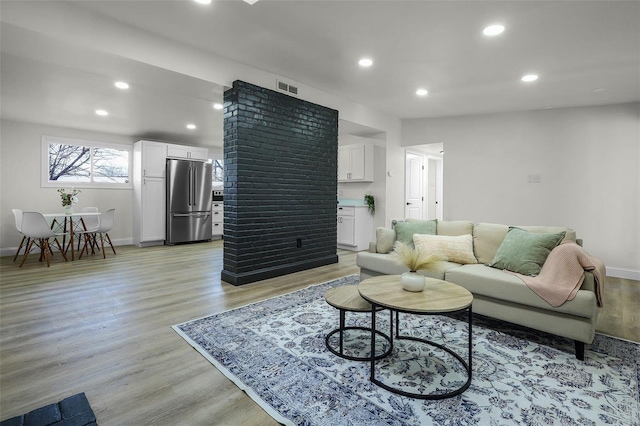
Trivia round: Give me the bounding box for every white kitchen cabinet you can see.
[337,205,372,251]
[133,140,166,247]
[140,177,166,242]
[167,144,208,161]
[141,140,167,177]
[338,144,373,182]
[211,201,223,239]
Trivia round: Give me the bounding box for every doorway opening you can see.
[404,143,443,221]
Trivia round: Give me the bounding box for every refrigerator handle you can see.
[192,166,196,207]
[189,166,193,206]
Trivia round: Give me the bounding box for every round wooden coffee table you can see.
[358,275,474,400]
[324,285,392,361]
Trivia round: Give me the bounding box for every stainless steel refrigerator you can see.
[166,159,212,245]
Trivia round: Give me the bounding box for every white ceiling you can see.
[1,0,639,147]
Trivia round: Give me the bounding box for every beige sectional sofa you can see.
[356,220,600,360]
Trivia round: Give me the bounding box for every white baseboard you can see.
[606,267,640,281]
[111,238,133,247]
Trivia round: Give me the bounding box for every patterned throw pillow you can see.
[487,227,565,276]
[413,234,477,264]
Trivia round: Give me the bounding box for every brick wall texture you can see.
[221,80,338,285]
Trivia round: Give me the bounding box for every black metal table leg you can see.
[369,304,473,400]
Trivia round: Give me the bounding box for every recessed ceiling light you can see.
[186,124,197,130]
[521,74,539,82]
[193,0,211,4]
[114,81,129,90]
[416,88,428,96]
[95,109,108,116]
[213,103,223,110]
[483,24,505,36]
[358,58,373,67]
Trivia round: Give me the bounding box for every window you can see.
[42,136,132,189]
[212,158,224,183]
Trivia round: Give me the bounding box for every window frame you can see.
[211,156,224,185]
[41,135,133,190]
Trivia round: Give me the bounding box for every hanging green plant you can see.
[364,194,375,216]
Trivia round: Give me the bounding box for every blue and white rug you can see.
[173,275,639,425]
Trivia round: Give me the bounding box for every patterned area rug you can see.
[173,275,639,425]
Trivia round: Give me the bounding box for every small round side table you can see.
[324,285,392,361]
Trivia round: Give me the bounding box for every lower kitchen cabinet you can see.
[133,176,165,246]
[337,205,372,251]
[211,201,223,239]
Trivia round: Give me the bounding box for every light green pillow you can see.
[488,227,565,276]
[394,220,437,248]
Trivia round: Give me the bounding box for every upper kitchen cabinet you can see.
[167,144,208,161]
[140,140,167,178]
[338,143,374,182]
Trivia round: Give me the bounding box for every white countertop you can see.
[337,198,367,206]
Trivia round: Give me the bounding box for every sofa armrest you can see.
[580,271,596,293]
[369,241,377,253]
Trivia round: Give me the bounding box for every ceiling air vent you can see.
[276,79,299,96]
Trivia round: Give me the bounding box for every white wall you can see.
[0,119,137,253]
[402,103,640,277]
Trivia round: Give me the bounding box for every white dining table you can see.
[43,212,101,261]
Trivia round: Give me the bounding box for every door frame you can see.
[426,155,444,221]
[404,150,425,220]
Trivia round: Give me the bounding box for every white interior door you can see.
[405,152,423,219]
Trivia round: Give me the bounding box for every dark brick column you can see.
[221,80,338,285]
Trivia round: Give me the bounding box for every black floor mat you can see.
[0,393,96,426]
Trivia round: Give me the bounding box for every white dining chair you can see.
[76,206,100,253]
[79,208,116,259]
[19,212,68,267]
[12,209,30,262]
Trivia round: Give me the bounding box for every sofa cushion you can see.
[376,227,396,254]
[356,251,461,280]
[437,220,474,236]
[413,234,477,264]
[473,222,577,264]
[394,219,436,247]
[445,264,597,318]
[487,227,565,276]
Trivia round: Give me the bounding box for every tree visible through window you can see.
[213,158,224,183]
[48,144,91,181]
[43,136,131,188]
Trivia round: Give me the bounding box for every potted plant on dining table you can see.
[58,188,80,214]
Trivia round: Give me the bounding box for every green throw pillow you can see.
[394,220,437,248]
[488,227,565,276]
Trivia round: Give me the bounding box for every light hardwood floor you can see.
[1,242,637,424]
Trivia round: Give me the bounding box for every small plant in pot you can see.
[364,194,375,216]
[389,241,447,292]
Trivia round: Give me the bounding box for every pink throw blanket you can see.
[509,242,605,307]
